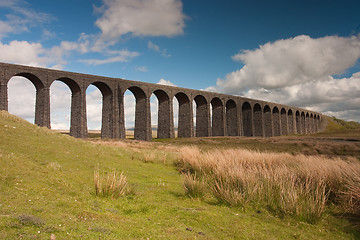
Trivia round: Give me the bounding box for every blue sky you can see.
[1,0,360,129]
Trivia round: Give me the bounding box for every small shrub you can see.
[94,167,130,198]
[183,173,206,199]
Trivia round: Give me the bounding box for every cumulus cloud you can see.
[0,40,49,67]
[157,78,177,87]
[208,35,360,122]
[95,0,186,42]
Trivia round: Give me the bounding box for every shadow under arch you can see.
[288,109,294,134]
[242,102,252,137]
[263,105,272,137]
[253,103,263,137]
[280,108,287,135]
[153,89,173,138]
[295,110,301,134]
[226,99,237,136]
[211,97,224,136]
[272,106,280,136]
[175,92,192,138]
[301,112,306,134]
[305,112,310,134]
[87,81,114,139]
[194,95,209,137]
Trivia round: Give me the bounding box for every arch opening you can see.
[301,112,306,134]
[8,76,37,124]
[175,92,192,138]
[126,86,150,141]
[264,105,272,137]
[253,103,263,137]
[226,99,237,136]
[86,82,113,139]
[152,90,172,138]
[280,108,287,135]
[295,111,301,134]
[242,102,252,137]
[194,95,209,137]
[211,97,224,136]
[288,109,294,134]
[8,73,49,127]
[50,80,72,132]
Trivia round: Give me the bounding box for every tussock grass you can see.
[178,147,360,223]
[182,173,206,199]
[94,167,130,198]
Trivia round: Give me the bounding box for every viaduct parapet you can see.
[0,62,322,140]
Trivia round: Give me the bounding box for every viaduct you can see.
[0,62,322,141]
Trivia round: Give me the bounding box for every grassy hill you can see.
[0,111,359,239]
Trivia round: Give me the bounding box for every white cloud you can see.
[80,49,140,65]
[0,40,50,67]
[135,66,148,72]
[7,76,36,123]
[50,81,71,129]
[208,34,360,122]
[95,0,186,42]
[0,0,53,39]
[148,41,171,57]
[157,78,177,87]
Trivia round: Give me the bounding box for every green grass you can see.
[0,111,359,239]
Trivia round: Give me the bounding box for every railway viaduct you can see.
[0,62,322,141]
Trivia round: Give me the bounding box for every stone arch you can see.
[301,112,306,134]
[253,103,263,137]
[86,82,114,139]
[153,89,172,138]
[295,110,301,134]
[194,95,209,137]
[305,112,310,134]
[314,114,318,132]
[280,108,287,135]
[127,86,151,141]
[272,106,280,136]
[310,113,314,133]
[9,72,49,128]
[211,97,224,136]
[242,102,252,137]
[226,99,237,136]
[50,77,85,138]
[264,105,272,137]
[288,109,294,134]
[175,92,192,138]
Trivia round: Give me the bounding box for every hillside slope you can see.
[0,111,358,239]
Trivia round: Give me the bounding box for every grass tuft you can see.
[182,172,206,199]
[94,166,130,198]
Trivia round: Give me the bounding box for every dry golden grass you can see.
[177,146,360,222]
[94,167,129,198]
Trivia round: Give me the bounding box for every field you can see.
[0,111,359,239]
